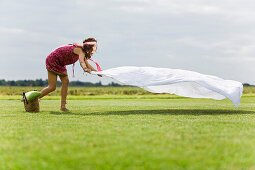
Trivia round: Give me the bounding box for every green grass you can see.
[0,94,255,170]
[0,86,152,96]
[1,86,255,96]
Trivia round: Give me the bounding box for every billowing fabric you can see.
[92,66,243,108]
[46,44,79,76]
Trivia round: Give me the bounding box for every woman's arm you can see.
[84,60,97,71]
[74,47,91,73]
[84,58,102,77]
[74,47,100,74]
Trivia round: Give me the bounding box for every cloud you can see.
[110,0,255,24]
[0,26,25,34]
[113,1,221,15]
[0,0,254,84]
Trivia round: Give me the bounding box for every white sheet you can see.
[91,66,243,108]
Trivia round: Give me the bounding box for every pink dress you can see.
[46,44,79,76]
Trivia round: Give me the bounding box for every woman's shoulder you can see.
[73,44,83,55]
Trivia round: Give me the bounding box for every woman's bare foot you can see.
[60,107,69,112]
[60,100,69,111]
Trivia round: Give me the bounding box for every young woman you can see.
[39,37,101,111]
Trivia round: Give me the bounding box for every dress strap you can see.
[72,63,75,78]
[73,42,83,48]
[88,58,103,71]
[71,43,82,78]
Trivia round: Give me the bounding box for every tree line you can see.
[0,79,253,87]
[243,83,254,87]
[0,79,123,87]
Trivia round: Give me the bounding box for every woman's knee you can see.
[61,78,69,86]
[48,85,56,92]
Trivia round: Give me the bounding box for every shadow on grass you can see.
[48,109,255,116]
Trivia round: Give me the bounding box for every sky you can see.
[0,0,254,84]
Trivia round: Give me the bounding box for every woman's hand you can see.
[84,68,91,73]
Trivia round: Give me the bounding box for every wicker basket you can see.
[22,92,40,112]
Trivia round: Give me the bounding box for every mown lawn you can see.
[0,95,255,169]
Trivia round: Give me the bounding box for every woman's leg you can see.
[39,71,57,99]
[59,75,69,111]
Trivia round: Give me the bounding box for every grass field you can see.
[0,87,255,169]
[1,85,255,96]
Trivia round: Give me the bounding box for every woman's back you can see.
[47,44,79,66]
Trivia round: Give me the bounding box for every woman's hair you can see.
[82,37,97,59]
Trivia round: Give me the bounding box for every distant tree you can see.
[108,82,123,87]
[94,81,102,87]
[0,79,123,87]
[35,79,44,86]
[57,81,61,87]
[9,81,16,86]
[0,79,6,86]
[243,83,250,86]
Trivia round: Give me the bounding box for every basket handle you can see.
[23,92,28,104]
